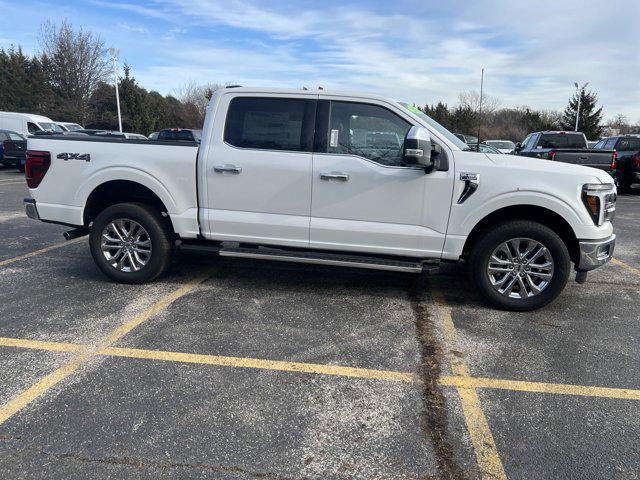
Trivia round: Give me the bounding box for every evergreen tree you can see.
[560,89,603,139]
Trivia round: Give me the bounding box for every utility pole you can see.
[574,82,589,131]
[108,47,123,133]
[476,68,484,151]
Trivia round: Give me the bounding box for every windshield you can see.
[65,123,83,132]
[38,122,64,133]
[398,102,470,150]
[486,141,515,149]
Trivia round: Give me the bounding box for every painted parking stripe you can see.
[1,336,640,400]
[611,258,640,277]
[0,238,85,268]
[0,273,210,425]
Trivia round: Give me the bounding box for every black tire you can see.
[89,202,173,283]
[468,220,571,311]
[614,173,630,195]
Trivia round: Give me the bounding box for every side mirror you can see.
[515,142,523,151]
[403,126,433,172]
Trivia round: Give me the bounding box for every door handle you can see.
[214,164,242,174]
[320,171,349,181]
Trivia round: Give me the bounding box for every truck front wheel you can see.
[89,203,173,283]
[468,220,571,311]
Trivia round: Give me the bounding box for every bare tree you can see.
[458,90,501,115]
[39,20,110,123]
[176,81,225,124]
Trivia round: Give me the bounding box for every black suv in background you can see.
[157,128,202,142]
[596,135,640,193]
[515,131,614,171]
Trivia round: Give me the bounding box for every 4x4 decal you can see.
[57,152,91,162]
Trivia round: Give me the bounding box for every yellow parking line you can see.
[1,335,640,401]
[611,258,640,277]
[442,376,640,401]
[104,346,417,382]
[0,237,85,268]
[431,290,507,480]
[0,273,209,425]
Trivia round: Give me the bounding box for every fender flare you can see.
[457,190,585,237]
[77,167,178,218]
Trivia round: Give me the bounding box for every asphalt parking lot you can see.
[0,168,638,479]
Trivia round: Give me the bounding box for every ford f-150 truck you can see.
[23,87,617,311]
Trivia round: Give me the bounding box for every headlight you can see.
[582,183,616,225]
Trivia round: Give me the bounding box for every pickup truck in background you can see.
[23,87,617,311]
[596,135,640,193]
[515,131,615,172]
[0,130,26,171]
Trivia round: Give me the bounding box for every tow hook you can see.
[575,271,588,284]
[63,228,89,241]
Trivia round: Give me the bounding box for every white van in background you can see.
[0,112,63,136]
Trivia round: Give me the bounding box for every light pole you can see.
[574,82,589,131]
[108,47,123,133]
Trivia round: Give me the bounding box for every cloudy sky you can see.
[1,0,638,121]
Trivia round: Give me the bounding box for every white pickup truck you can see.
[24,87,616,310]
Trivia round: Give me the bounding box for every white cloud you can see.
[91,0,640,120]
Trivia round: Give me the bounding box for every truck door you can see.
[310,99,455,258]
[204,94,317,247]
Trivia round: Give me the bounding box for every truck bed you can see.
[26,135,201,237]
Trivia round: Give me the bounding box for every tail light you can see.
[548,151,556,161]
[611,151,618,169]
[25,150,51,188]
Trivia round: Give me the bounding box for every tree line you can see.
[0,21,211,135]
[1,20,638,141]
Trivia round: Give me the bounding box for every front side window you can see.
[224,97,315,152]
[594,139,606,149]
[327,101,411,166]
[38,122,64,132]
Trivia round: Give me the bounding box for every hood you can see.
[484,153,613,184]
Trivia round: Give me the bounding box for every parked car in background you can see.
[56,122,84,132]
[0,112,63,136]
[148,132,159,140]
[157,128,202,142]
[515,131,615,171]
[123,133,149,140]
[485,140,516,154]
[76,129,109,136]
[596,135,640,193]
[454,133,478,144]
[0,130,26,171]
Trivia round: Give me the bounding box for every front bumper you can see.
[576,234,615,271]
[24,198,39,220]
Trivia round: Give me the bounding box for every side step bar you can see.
[216,246,436,273]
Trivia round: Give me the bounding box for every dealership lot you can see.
[0,168,638,479]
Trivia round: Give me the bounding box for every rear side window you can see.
[604,138,617,149]
[538,133,585,149]
[27,122,40,134]
[8,132,24,141]
[326,101,411,166]
[616,138,640,151]
[224,97,315,152]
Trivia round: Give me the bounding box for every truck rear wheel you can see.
[468,220,570,311]
[89,203,173,283]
